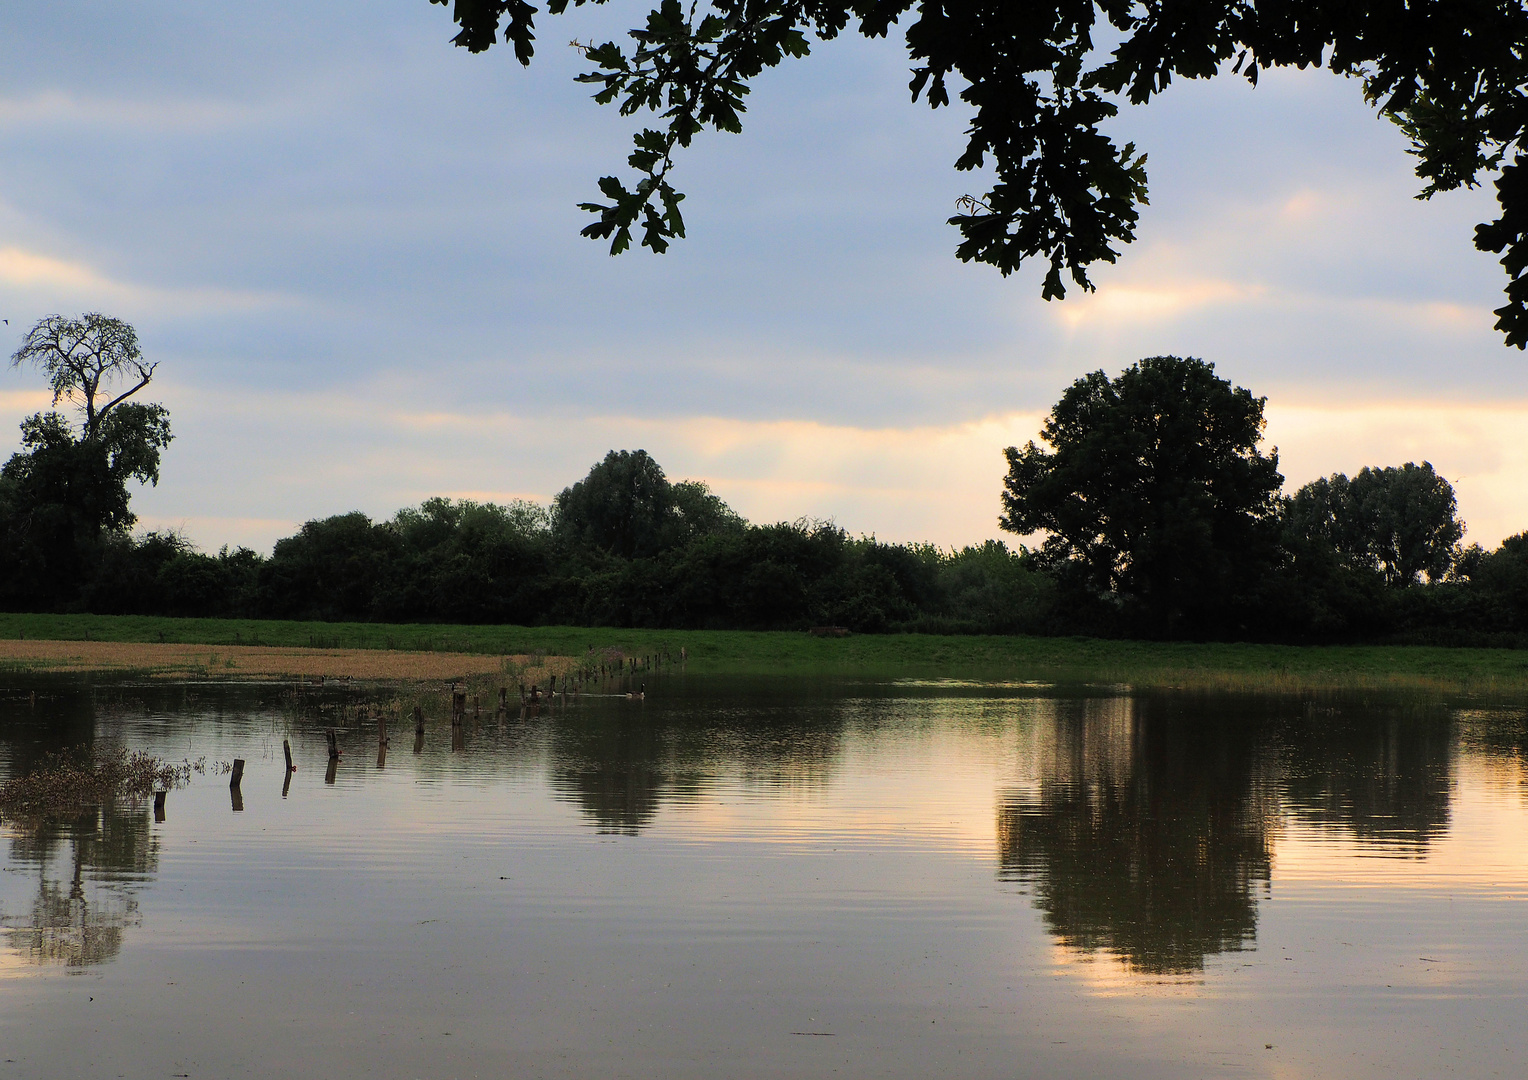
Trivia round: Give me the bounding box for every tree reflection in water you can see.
[997,696,1277,975]
[548,706,845,835]
[1282,701,1456,854]
[997,693,1461,974]
[1,803,158,967]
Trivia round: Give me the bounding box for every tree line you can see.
[2,317,1525,643]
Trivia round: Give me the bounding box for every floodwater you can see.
[1,675,1525,1080]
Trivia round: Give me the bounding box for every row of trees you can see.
[994,355,1527,641]
[8,467,1052,635]
[1,318,1525,642]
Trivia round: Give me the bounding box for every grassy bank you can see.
[2,612,1527,695]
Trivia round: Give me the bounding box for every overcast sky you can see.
[3,2,1525,553]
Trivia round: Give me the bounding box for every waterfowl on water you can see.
[626,683,645,701]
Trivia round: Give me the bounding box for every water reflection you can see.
[1281,703,1454,853]
[0,675,1507,986]
[546,703,844,834]
[2,804,156,967]
[996,697,1276,974]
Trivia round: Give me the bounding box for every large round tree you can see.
[1000,355,1283,637]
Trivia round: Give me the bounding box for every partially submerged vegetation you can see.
[0,745,190,822]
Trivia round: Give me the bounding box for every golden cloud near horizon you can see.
[3,380,1527,555]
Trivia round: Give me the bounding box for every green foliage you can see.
[0,315,171,612]
[10,313,156,439]
[1455,531,1528,633]
[2,405,171,538]
[1000,356,1283,637]
[551,450,744,560]
[553,449,677,558]
[924,540,1056,635]
[429,0,1528,346]
[259,512,404,621]
[1285,462,1464,586]
[0,432,1524,647]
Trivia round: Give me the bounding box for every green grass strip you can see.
[2,612,1527,695]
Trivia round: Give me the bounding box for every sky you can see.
[2,2,1526,554]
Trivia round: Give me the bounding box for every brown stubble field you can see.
[0,639,574,683]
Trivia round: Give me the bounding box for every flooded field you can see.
[1,675,1525,1079]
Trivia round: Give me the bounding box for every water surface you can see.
[2,675,1525,1079]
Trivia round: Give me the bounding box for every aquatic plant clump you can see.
[0,746,190,822]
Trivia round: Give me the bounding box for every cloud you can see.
[32,380,1518,556]
[0,390,52,411]
[1056,279,1265,327]
[0,247,116,293]
[0,90,270,132]
[3,7,1527,555]
[91,382,1040,553]
[1268,401,1528,548]
[0,245,299,317]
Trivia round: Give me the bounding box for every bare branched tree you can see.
[10,313,157,440]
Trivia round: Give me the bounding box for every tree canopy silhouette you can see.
[1285,462,1464,586]
[1,315,171,608]
[430,0,1528,345]
[1000,355,1283,636]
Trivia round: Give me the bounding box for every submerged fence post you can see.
[325,730,339,761]
[283,738,295,772]
[153,790,167,822]
[230,758,245,787]
[414,705,425,754]
[230,759,245,812]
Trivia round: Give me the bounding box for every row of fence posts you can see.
[153,650,690,817]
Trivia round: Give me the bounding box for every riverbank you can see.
[2,612,1527,694]
[0,638,525,681]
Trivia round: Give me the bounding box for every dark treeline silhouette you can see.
[3,331,1527,642]
[4,444,1528,643]
[1,445,1057,634]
